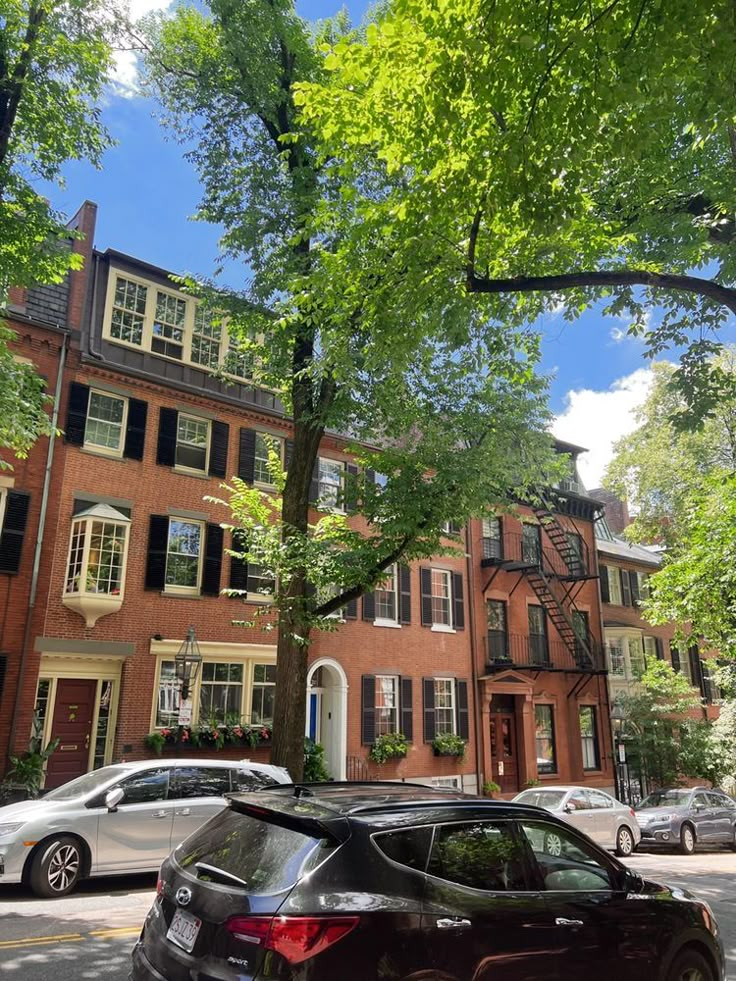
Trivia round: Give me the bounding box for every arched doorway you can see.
[306,659,348,781]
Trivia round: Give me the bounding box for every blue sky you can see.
[45,0,733,487]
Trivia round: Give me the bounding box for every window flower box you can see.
[144,722,273,756]
[431,733,467,759]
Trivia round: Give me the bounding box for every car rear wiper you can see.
[194,863,249,889]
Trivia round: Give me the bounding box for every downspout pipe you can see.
[465,523,484,794]
[7,331,68,767]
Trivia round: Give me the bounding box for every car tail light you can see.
[630,808,636,818]
[225,915,360,965]
[156,877,164,897]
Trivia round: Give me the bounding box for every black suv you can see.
[131,782,724,981]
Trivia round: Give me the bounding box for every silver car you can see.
[512,785,642,856]
[0,757,290,897]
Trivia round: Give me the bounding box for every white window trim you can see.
[83,388,129,459]
[152,654,277,729]
[0,487,6,536]
[605,628,645,681]
[317,456,346,513]
[164,517,205,595]
[174,413,211,476]
[434,677,457,735]
[607,566,623,605]
[63,514,130,600]
[253,433,283,489]
[102,268,261,383]
[245,564,276,604]
[374,674,400,735]
[430,567,455,632]
[374,562,400,628]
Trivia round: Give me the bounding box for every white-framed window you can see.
[254,433,282,486]
[165,519,203,593]
[607,567,623,605]
[64,513,129,597]
[430,568,453,630]
[152,290,186,360]
[175,414,210,473]
[84,390,128,456]
[606,633,647,680]
[110,276,147,346]
[375,563,398,625]
[191,308,222,369]
[318,458,345,510]
[375,675,399,736]
[607,638,626,676]
[643,636,658,663]
[251,664,276,725]
[0,487,7,535]
[579,705,600,770]
[199,662,244,723]
[224,332,252,379]
[629,637,646,679]
[156,660,180,728]
[482,516,502,560]
[434,678,456,734]
[246,562,276,601]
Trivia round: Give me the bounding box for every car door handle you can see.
[152,810,169,819]
[436,917,472,931]
[555,917,584,928]
[176,808,191,816]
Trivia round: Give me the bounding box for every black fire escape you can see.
[482,497,602,673]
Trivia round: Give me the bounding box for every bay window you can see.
[62,504,130,626]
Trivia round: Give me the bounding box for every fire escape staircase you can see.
[523,563,594,670]
[532,503,584,579]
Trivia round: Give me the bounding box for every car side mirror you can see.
[622,869,644,893]
[563,803,575,813]
[105,787,125,813]
[692,803,704,812]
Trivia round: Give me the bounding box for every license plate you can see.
[166,908,201,953]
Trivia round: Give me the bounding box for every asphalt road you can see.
[0,850,734,980]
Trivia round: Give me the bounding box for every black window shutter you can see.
[345,463,359,513]
[156,407,178,466]
[145,515,169,589]
[229,532,248,593]
[202,523,224,596]
[400,677,413,741]
[344,597,358,620]
[361,675,376,745]
[362,590,375,621]
[123,398,148,460]
[308,459,320,504]
[65,382,89,445]
[629,570,640,605]
[0,491,30,574]
[238,428,257,484]
[456,680,470,740]
[423,678,436,743]
[209,421,229,478]
[655,637,664,660]
[599,565,610,603]
[452,573,465,630]
[365,468,376,487]
[620,570,632,606]
[399,564,411,624]
[420,567,433,626]
[670,643,681,673]
[697,657,708,700]
[689,647,704,695]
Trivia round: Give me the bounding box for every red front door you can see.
[490,712,518,794]
[45,679,97,789]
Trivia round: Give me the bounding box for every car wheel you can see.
[29,836,82,898]
[544,831,563,856]
[615,825,635,857]
[679,824,696,856]
[667,948,714,981]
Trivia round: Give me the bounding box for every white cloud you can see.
[610,326,626,342]
[552,368,654,488]
[110,1,173,97]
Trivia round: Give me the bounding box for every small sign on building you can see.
[178,699,193,727]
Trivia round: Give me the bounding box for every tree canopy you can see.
[297,0,736,422]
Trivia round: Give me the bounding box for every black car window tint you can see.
[692,793,710,809]
[519,821,613,892]
[428,821,528,892]
[706,792,725,808]
[119,768,170,804]
[231,768,276,792]
[172,767,231,799]
[374,827,433,872]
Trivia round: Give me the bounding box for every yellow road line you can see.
[89,927,141,938]
[0,933,83,950]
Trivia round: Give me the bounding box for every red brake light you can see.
[156,877,164,897]
[630,808,636,818]
[225,915,359,965]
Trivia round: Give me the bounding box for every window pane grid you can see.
[65,523,86,593]
[375,565,397,621]
[431,569,451,626]
[176,415,208,472]
[225,334,253,378]
[85,391,125,450]
[192,309,222,368]
[375,675,398,736]
[318,459,343,509]
[251,663,276,725]
[152,291,186,359]
[166,520,202,588]
[87,520,126,593]
[434,679,455,734]
[535,704,556,774]
[254,433,280,485]
[111,277,146,346]
[156,660,180,727]
[579,706,599,770]
[199,662,244,723]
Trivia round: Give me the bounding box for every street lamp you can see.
[175,626,203,701]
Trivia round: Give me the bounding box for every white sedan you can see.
[512,785,641,856]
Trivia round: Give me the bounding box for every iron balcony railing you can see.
[484,633,602,673]
[481,531,590,579]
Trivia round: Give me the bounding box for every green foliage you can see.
[3,737,59,797]
[432,732,467,759]
[303,738,330,782]
[369,732,409,764]
[143,731,166,756]
[0,323,54,469]
[524,778,542,789]
[643,472,736,659]
[298,0,736,422]
[147,722,273,751]
[482,780,501,798]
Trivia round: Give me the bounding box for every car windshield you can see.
[43,766,130,800]
[638,790,691,809]
[515,790,567,809]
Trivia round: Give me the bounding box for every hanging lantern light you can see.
[174,626,203,701]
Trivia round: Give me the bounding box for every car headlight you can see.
[700,901,718,936]
[0,823,25,838]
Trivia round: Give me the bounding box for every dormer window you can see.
[63,504,130,627]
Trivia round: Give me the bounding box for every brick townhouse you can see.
[596,511,721,801]
[0,200,614,799]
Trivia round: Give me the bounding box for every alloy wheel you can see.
[544,832,562,856]
[617,827,634,856]
[47,844,80,893]
[682,826,695,853]
[677,969,705,981]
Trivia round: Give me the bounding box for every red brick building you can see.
[1,202,614,798]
